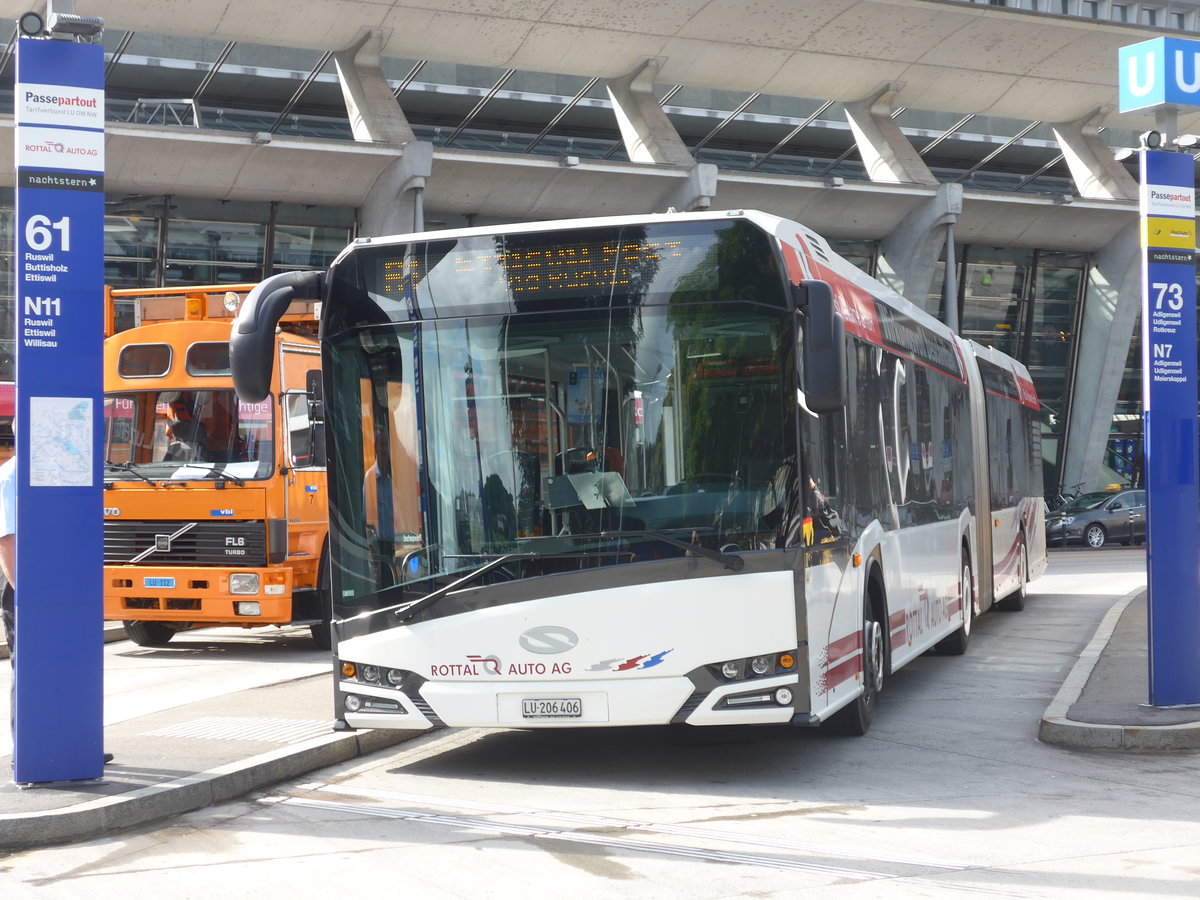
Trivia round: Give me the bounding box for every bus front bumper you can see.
[338,672,802,731]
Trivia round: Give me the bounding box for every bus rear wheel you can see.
[936,552,974,655]
[123,620,177,647]
[995,537,1027,612]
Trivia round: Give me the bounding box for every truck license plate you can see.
[144,576,176,589]
[521,697,582,719]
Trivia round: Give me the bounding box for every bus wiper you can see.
[175,464,246,487]
[600,530,745,571]
[393,554,544,624]
[104,460,157,486]
[393,550,597,623]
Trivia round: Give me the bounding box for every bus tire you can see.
[123,620,176,647]
[936,551,973,655]
[832,586,886,736]
[995,536,1027,612]
[308,545,333,650]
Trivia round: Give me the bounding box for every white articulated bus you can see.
[231,209,1046,736]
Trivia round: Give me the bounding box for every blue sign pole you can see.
[1139,150,1200,707]
[12,37,106,782]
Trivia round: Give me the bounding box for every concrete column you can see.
[877,183,963,312]
[656,162,718,212]
[1059,222,1141,492]
[1051,109,1139,201]
[334,28,434,236]
[334,28,415,144]
[843,83,938,186]
[360,142,434,237]
[606,59,694,167]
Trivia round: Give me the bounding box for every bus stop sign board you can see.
[1139,150,1200,707]
[12,37,105,782]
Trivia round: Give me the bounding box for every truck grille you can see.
[104,520,268,567]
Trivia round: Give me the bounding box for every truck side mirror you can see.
[792,280,846,413]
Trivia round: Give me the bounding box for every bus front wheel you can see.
[832,590,885,736]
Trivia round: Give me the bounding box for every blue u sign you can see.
[1120,37,1200,112]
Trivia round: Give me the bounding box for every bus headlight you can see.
[344,694,363,713]
[715,652,797,682]
[229,573,260,594]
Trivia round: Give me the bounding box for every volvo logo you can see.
[518,626,578,654]
[128,521,197,564]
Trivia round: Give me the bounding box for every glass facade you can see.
[0,14,1164,494]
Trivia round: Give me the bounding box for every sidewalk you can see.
[0,671,418,851]
[1039,589,1200,752]
[3,591,1198,853]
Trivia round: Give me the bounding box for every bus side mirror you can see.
[231,270,324,403]
[793,280,846,413]
[310,422,328,468]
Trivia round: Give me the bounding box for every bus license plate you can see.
[144,576,176,589]
[521,697,582,719]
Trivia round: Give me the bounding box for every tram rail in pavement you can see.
[2,582,1198,852]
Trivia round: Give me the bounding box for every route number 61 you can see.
[25,214,70,252]
[1152,282,1185,310]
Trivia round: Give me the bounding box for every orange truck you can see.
[102,284,331,647]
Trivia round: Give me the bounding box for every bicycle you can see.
[1046,481,1084,511]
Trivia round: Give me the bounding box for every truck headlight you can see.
[229,573,260,594]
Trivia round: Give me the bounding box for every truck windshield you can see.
[103,389,274,481]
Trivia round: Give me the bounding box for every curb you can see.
[1,622,127,661]
[1038,589,1200,752]
[0,726,419,850]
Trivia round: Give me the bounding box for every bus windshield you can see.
[103,389,274,481]
[323,222,799,614]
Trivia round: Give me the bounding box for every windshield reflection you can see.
[334,303,796,606]
[103,389,274,481]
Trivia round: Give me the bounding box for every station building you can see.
[1,0,1197,495]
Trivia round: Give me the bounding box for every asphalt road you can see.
[7,550,1198,899]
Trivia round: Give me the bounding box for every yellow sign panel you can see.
[1143,217,1196,250]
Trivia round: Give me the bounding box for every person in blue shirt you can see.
[0,454,14,659]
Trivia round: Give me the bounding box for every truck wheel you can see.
[309,546,333,650]
[123,620,176,647]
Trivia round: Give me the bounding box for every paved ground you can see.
[2,573,1198,852]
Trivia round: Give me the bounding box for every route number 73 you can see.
[1152,282,1185,311]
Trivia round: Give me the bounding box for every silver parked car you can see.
[1046,489,1145,549]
